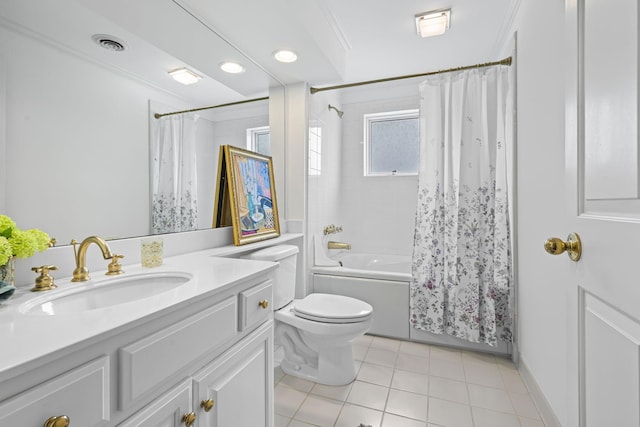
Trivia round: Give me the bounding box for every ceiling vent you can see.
[92,34,127,52]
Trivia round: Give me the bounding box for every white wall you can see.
[0,56,5,215]
[307,90,343,276]
[502,0,568,424]
[284,83,308,225]
[338,82,419,255]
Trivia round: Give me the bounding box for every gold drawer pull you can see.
[182,412,196,426]
[44,415,69,427]
[201,398,214,412]
[258,300,269,309]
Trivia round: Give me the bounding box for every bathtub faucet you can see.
[328,241,351,250]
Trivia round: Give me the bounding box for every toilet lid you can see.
[293,294,373,323]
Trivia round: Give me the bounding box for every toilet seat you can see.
[293,293,372,324]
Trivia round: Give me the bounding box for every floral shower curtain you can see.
[410,65,513,347]
[151,113,199,234]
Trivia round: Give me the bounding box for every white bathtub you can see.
[312,252,511,355]
[312,252,412,339]
[316,252,411,280]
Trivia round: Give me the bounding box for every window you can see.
[363,109,419,176]
[308,125,322,176]
[246,126,270,156]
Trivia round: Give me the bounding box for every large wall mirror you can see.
[0,0,285,245]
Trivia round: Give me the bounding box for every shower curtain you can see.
[410,65,513,347]
[151,113,199,234]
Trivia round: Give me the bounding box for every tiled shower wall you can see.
[336,83,420,256]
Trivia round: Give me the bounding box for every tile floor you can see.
[274,335,545,427]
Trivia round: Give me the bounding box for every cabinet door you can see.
[193,321,273,427]
[0,357,109,427]
[118,379,193,427]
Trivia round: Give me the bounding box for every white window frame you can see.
[363,109,419,177]
[246,125,270,155]
[308,123,322,176]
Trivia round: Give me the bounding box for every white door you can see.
[565,0,640,425]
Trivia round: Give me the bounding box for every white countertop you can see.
[0,250,277,382]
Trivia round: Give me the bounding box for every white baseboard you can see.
[517,357,563,427]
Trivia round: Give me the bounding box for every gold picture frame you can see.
[213,145,280,245]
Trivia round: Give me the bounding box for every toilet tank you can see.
[244,245,299,310]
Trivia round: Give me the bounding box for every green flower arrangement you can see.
[0,214,51,266]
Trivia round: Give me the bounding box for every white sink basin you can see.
[19,272,193,315]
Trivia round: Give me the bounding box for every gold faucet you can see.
[71,236,124,282]
[327,241,351,250]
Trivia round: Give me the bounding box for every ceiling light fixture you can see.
[168,68,201,85]
[273,50,298,63]
[415,9,451,37]
[220,62,246,74]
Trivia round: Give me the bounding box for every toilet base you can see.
[279,344,358,386]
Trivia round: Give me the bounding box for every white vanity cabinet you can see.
[119,321,274,427]
[0,263,275,427]
[119,280,274,427]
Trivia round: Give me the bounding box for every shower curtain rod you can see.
[153,96,269,119]
[309,56,512,94]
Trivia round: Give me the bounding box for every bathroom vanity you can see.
[0,254,277,427]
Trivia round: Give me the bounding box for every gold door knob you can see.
[182,412,196,426]
[258,300,269,309]
[201,398,214,412]
[544,232,582,261]
[44,415,69,427]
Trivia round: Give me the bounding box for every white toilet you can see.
[246,244,373,386]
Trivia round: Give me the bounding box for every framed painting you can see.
[213,145,280,245]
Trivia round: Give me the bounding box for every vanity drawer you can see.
[0,356,109,426]
[119,296,237,409]
[239,280,272,331]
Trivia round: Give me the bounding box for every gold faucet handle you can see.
[106,254,124,276]
[30,265,59,292]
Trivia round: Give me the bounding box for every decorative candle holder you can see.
[141,238,163,268]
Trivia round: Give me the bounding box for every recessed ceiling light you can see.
[168,68,201,85]
[220,62,246,74]
[274,50,298,63]
[415,9,451,37]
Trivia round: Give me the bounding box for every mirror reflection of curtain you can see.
[151,113,199,234]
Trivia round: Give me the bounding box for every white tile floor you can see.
[274,335,545,427]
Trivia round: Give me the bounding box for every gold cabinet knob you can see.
[544,232,582,261]
[200,398,214,412]
[182,412,196,426]
[44,415,69,427]
[258,300,269,309]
